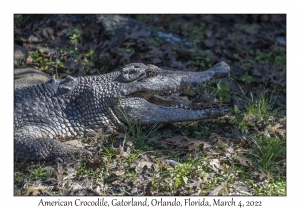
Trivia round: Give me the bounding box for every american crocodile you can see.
[14,62,230,162]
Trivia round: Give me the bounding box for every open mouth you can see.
[130,81,226,111]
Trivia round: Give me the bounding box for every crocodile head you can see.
[114,61,230,125]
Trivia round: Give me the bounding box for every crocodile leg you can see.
[14,133,89,162]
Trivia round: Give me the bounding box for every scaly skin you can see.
[14,61,230,162]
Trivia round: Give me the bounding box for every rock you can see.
[14,68,51,87]
[14,44,28,66]
[276,36,286,46]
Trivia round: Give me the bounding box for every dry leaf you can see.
[201,141,212,151]
[236,154,251,166]
[209,159,224,173]
[265,124,286,138]
[114,170,125,176]
[71,188,100,196]
[43,27,55,40]
[22,186,45,196]
[131,161,154,171]
[164,159,182,167]
[28,34,39,43]
[226,147,236,154]
[26,55,34,64]
[209,133,221,145]
[185,138,201,152]
[208,183,226,196]
[188,179,202,192]
[259,171,273,181]
[145,181,153,196]
[118,146,130,158]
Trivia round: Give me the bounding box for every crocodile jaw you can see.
[116,97,228,125]
[115,61,230,125]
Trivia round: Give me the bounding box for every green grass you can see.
[250,136,286,176]
[117,107,163,150]
[231,83,283,133]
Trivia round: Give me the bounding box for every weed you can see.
[241,73,254,84]
[147,37,162,47]
[117,107,163,150]
[169,22,182,32]
[15,173,23,183]
[191,124,214,139]
[189,49,213,68]
[14,14,23,24]
[76,161,105,182]
[249,136,286,175]
[117,47,134,53]
[101,146,119,162]
[231,80,282,133]
[196,79,230,103]
[69,29,82,50]
[29,165,52,181]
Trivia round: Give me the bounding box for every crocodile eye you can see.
[147,71,156,77]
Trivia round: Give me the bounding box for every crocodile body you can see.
[14,62,230,162]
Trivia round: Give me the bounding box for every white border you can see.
[2,1,296,209]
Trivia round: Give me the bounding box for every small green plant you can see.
[198,80,230,103]
[241,73,254,84]
[147,37,162,47]
[191,124,214,139]
[69,29,82,50]
[173,163,193,189]
[117,47,134,53]
[189,49,213,68]
[15,174,24,183]
[83,49,95,70]
[231,81,282,133]
[250,136,286,175]
[169,22,182,32]
[14,14,23,24]
[76,161,105,182]
[29,165,52,180]
[186,23,206,40]
[28,49,64,75]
